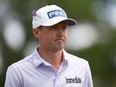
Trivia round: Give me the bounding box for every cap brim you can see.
[41,17,77,26]
[66,18,77,26]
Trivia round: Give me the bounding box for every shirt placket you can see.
[54,64,67,87]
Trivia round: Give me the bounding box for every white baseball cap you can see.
[32,5,77,29]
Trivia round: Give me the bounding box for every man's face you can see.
[38,21,68,51]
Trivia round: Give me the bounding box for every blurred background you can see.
[0,0,116,87]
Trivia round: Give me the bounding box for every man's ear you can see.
[32,28,40,38]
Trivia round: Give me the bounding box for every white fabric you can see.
[32,5,77,29]
[5,48,93,87]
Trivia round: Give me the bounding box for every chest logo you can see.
[65,76,81,84]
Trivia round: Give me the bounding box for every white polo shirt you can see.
[5,48,93,87]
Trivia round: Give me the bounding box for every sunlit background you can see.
[0,0,116,87]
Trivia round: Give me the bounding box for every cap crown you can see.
[32,5,76,29]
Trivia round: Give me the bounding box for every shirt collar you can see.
[32,47,69,68]
[32,48,48,67]
[62,49,69,65]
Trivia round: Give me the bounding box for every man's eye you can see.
[49,25,57,29]
[63,25,67,29]
[52,25,57,29]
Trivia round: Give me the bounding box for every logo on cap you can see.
[32,10,37,16]
[47,10,65,19]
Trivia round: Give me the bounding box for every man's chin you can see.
[56,45,64,51]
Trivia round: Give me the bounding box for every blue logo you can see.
[47,10,65,19]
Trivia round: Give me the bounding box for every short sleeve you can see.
[82,61,93,87]
[4,65,22,87]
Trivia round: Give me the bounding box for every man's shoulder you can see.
[66,52,88,65]
[6,54,34,81]
[10,54,33,69]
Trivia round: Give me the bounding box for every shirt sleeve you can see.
[4,65,22,87]
[83,61,93,87]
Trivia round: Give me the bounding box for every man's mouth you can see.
[55,38,65,44]
[55,38,64,42]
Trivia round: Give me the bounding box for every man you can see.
[5,5,93,87]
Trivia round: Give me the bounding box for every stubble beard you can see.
[53,40,65,51]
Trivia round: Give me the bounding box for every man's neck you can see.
[37,47,63,72]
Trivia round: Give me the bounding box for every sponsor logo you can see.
[47,10,65,19]
[32,10,37,16]
[65,76,81,84]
